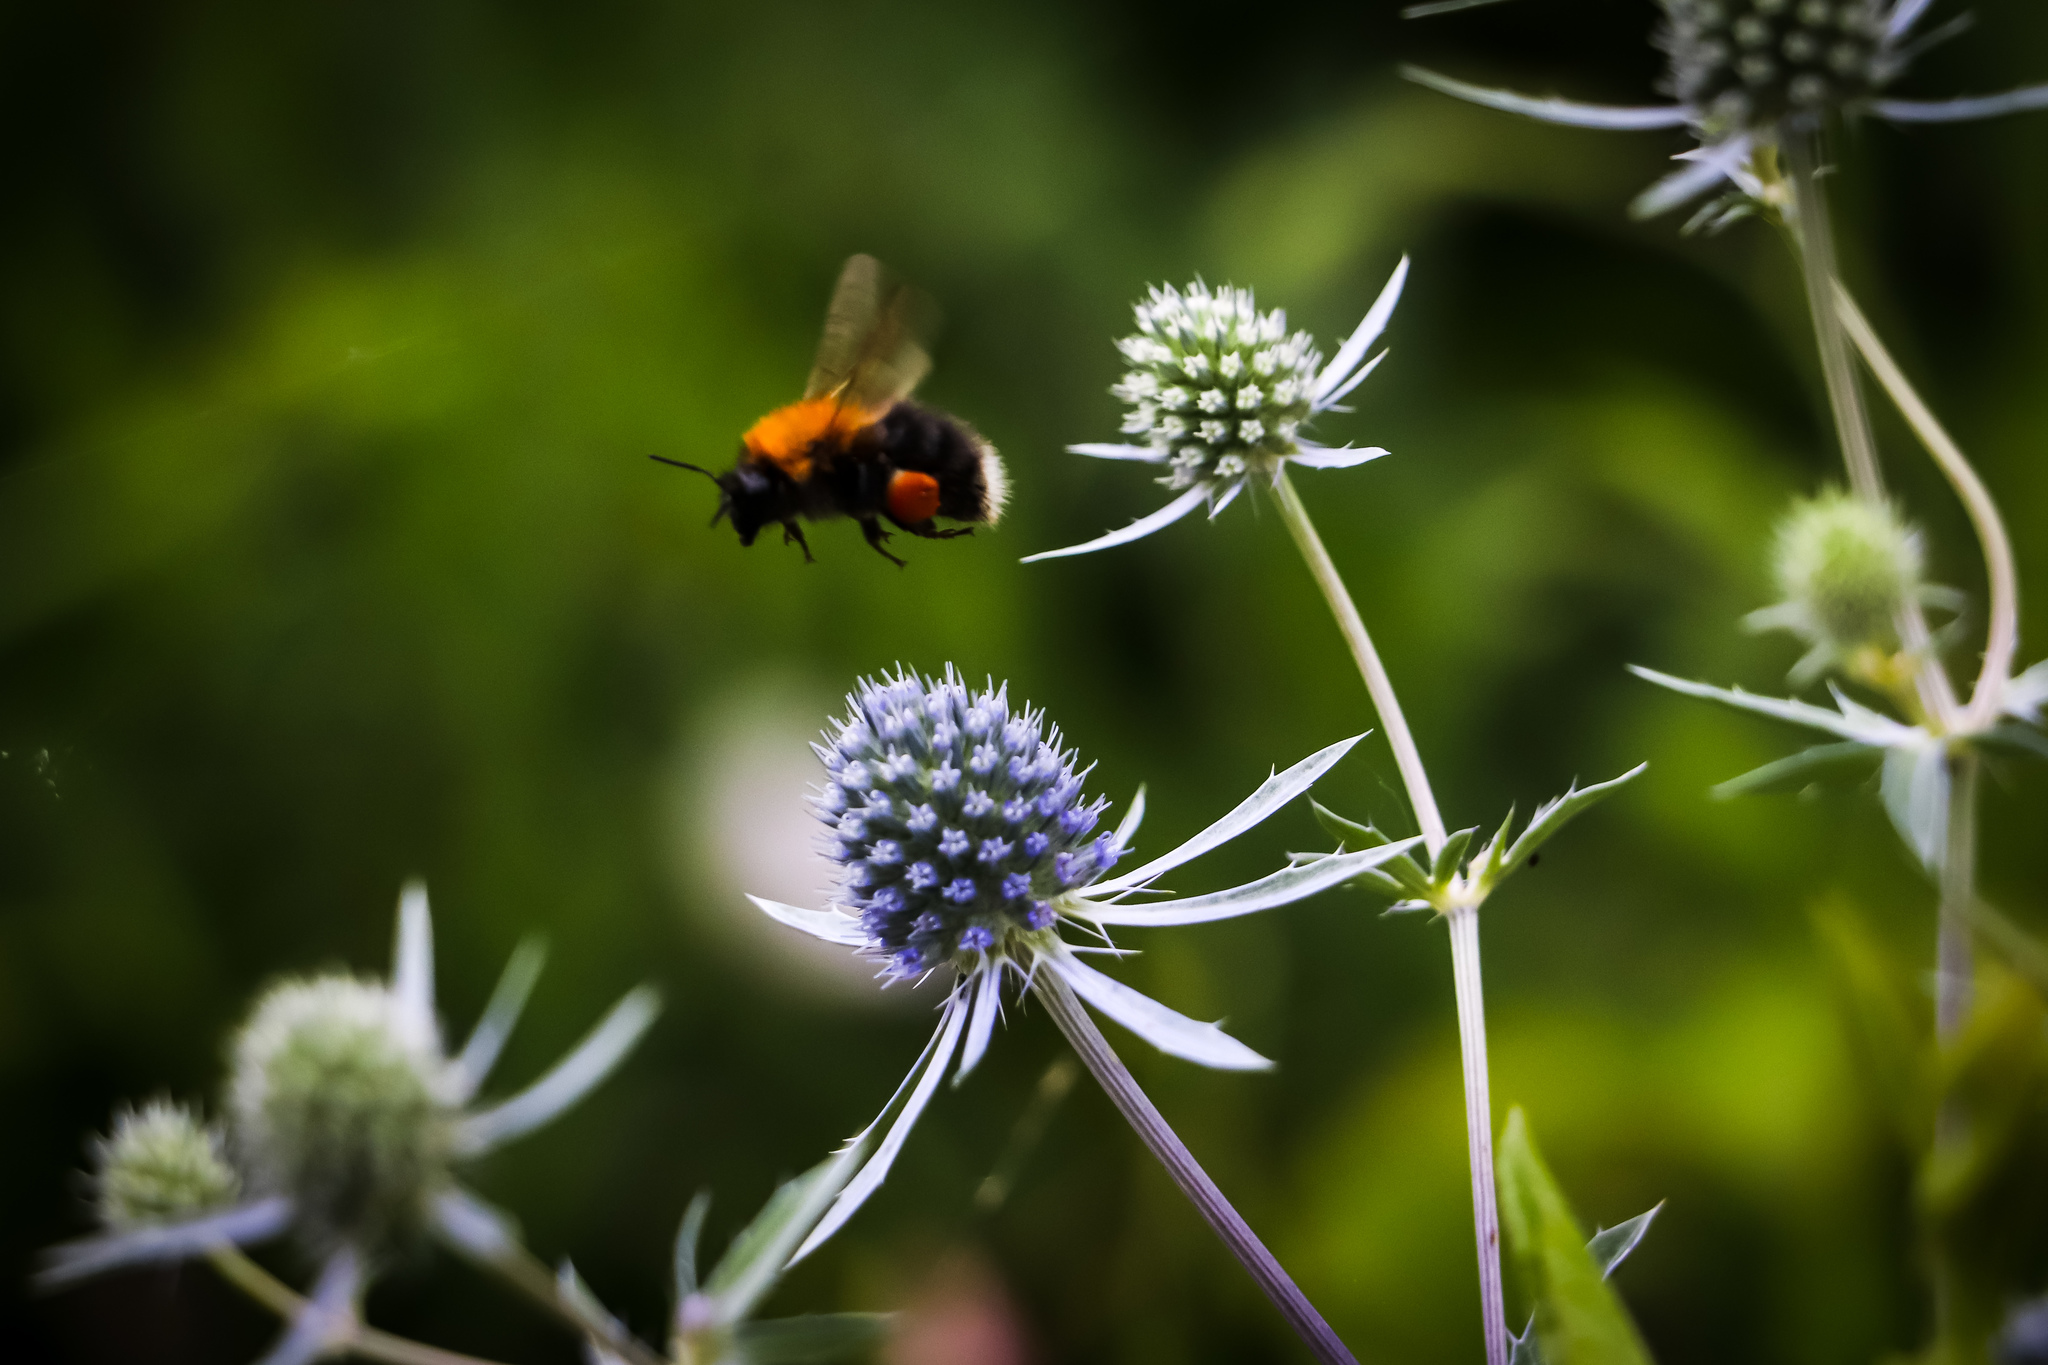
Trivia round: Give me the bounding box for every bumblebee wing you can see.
[802,254,936,410]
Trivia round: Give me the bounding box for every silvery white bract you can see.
[751,667,1422,1260]
[41,884,660,1365]
[1406,0,2048,221]
[1022,261,1408,560]
[1634,657,2048,873]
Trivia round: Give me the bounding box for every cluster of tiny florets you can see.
[1660,0,1900,129]
[228,977,452,1250]
[1113,283,1321,491]
[1774,488,1923,652]
[94,1100,239,1229]
[814,668,1120,977]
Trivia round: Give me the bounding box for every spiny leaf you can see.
[1497,1108,1655,1365]
[673,1190,711,1301]
[1488,765,1647,892]
[1432,826,1478,888]
[1711,742,1878,800]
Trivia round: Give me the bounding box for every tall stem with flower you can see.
[1407,2,2048,1355]
[751,667,1436,1365]
[1029,270,1647,1365]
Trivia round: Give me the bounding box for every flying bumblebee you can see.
[654,254,1007,566]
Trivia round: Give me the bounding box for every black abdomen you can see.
[872,403,996,522]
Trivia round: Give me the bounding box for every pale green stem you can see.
[1270,467,1447,854]
[1782,131,1960,730]
[1031,970,1360,1365]
[1269,466,1508,1365]
[1783,132,1884,502]
[1937,750,1978,1043]
[207,1248,511,1365]
[1448,906,1510,1365]
[1931,749,1979,1351]
[1832,283,2021,730]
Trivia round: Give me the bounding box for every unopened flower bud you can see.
[229,977,451,1249]
[94,1100,238,1229]
[1773,489,1922,652]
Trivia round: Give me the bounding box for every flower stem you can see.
[1447,907,1509,1365]
[1270,465,1508,1365]
[1031,971,1360,1365]
[1937,750,1979,1042]
[1783,132,1884,503]
[207,1248,513,1365]
[1831,283,2022,731]
[1270,466,1448,855]
[1782,130,1961,729]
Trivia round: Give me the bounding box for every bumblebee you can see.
[656,254,1007,566]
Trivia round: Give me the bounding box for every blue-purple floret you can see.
[812,667,1122,976]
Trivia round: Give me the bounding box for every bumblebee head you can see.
[649,453,791,548]
[714,460,786,546]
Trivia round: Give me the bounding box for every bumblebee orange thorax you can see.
[742,397,886,480]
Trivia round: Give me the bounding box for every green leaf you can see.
[704,1150,861,1323]
[1432,826,1478,888]
[1710,741,1879,799]
[1311,800,1432,897]
[1477,804,1518,886]
[674,1189,712,1301]
[735,1313,893,1363]
[1497,1108,1655,1365]
[1587,1205,1662,1278]
[1488,765,1647,892]
[1311,800,1392,849]
[1506,1204,1661,1365]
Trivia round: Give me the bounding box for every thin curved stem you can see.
[207,1248,512,1365]
[1270,466,1448,855]
[1784,133,1884,501]
[1832,283,2021,730]
[1447,907,1509,1365]
[1782,132,1960,730]
[1031,971,1360,1365]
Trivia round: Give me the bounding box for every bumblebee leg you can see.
[893,518,975,541]
[781,521,816,564]
[860,518,908,568]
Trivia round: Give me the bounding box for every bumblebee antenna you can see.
[648,455,720,483]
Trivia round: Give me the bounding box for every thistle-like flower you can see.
[1406,1,2048,220]
[43,883,659,1365]
[1746,488,1944,687]
[1022,261,1407,560]
[750,667,1420,1257]
[93,1100,240,1230]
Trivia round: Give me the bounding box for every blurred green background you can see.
[4,1,2046,1361]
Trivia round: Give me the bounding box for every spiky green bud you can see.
[228,977,452,1249]
[94,1100,239,1229]
[1772,488,1922,653]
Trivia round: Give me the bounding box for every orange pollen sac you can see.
[887,470,942,524]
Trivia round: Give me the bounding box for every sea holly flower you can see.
[92,1101,240,1231]
[750,667,1421,1258]
[1746,487,1959,689]
[42,883,660,1365]
[1022,260,1408,560]
[1405,1,2048,221]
